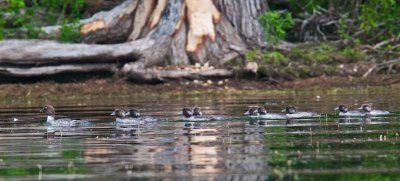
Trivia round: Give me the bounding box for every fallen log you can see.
[0,39,152,65]
[125,68,234,82]
[0,64,116,77]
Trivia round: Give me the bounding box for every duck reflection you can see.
[116,122,140,132]
[115,123,140,138]
[81,118,266,179]
[46,125,78,138]
[337,117,382,125]
[183,121,222,175]
[249,119,269,126]
[248,118,283,126]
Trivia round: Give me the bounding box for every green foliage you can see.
[25,24,42,39]
[245,49,259,62]
[359,0,400,39]
[338,47,366,61]
[338,17,351,40]
[41,0,85,22]
[290,43,337,63]
[0,0,85,40]
[0,18,4,40]
[289,0,327,12]
[258,11,294,44]
[59,23,81,42]
[263,51,288,65]
[7,0,25,9]
[275,0,400,44]
[246,43,369,80]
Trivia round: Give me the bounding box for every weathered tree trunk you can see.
[0,0,266,82]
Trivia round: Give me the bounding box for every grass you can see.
[242,43,367,80]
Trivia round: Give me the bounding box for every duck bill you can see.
[281,109,286,113]
[334,107,339,111]
[110,111,116,116]
[243,111,250,116]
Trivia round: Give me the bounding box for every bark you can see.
[125,68,233,82]
[0,64,116,77]
[0,0,266,82]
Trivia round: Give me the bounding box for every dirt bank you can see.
[1,73,399,99]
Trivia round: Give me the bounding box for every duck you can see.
[126,108,159,123]
[181,107,222,121]
[282,106,319,119]
[335,105,366,117]
[126,108,141,118]
[256,106,286,119]
[358,104,390,116]
[181,107,207,121]
[244,108,259,116]
[192,107,203,117]
[40,104,82,127]
[182,108,193,118]
[111,109,142,125]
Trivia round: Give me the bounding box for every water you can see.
[0,87,400,180]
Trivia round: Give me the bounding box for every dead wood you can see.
[0,0,267,82]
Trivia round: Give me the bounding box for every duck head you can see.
[192,107,202,116]
[257,107,267,115]
[110,109,127,118]
[359,104,372,113]
[127,109,141,118]
[244,108,259,116]
[182,108,193,118]
[335,105,348,113]
[282,106,296,114]
[40,104,55,117]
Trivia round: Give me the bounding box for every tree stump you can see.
[0,0,266,82]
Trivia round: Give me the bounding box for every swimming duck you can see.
[182,108,193,118]
[181,107,222,121]
[358,104,390,116]
[126,108,160,123]
[40,104,81,127]
[256,106,286,119]
[111,109,142,125]
[181,107,206,121]
[244,108,259,116]
[192,107,203,117]
[126,108,141,118]
[282,106,319,118]
[335,105,365,117]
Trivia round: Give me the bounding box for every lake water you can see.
[0,87,400,180]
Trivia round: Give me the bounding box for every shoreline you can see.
[1,74,399,98]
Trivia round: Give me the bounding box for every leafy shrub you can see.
[359,0,400,40]
[245,50,259,62]
[0,0,85,40]
[59,23,81,42]
[0,18,4,40]
[7,0,25,9]
[258,11,294,44]
[290,43,337,63]
[338,47,366,61]
[263,51,288,65]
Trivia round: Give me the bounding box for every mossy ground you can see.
[239,42,370,81]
